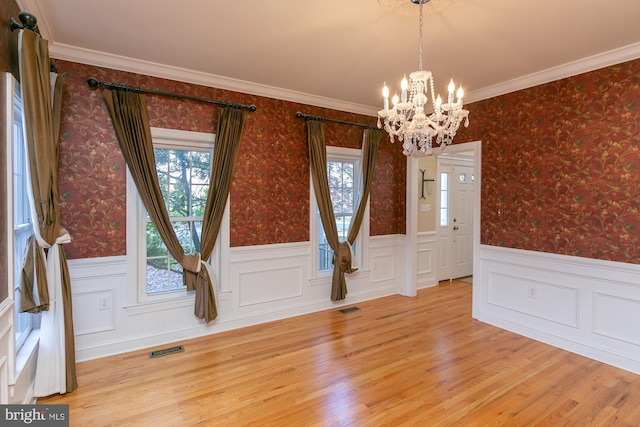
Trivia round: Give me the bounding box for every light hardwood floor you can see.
[39,281,640,426]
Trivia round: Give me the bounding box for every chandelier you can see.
[377,0,469,156]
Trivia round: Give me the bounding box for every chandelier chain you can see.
[418,1,423,71]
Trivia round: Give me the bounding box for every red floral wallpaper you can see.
[55,60,406,259]
[457,58,640,263]
[371,135,407,235]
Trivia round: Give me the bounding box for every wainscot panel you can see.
[475,244,640,374]
[70,237,401,361]
[370,235,403,287]
[592,293,640,347]
[417,232,437,289]
[487,272,579,328]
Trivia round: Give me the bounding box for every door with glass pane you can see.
[437,157,474,281]
[451,164,474,278]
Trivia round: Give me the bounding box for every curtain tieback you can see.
[34,227,72,250]
[200,260,218,296]
[337,241,358,275]
[182,253,202,274]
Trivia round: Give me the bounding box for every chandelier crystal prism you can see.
[377,0,469,156]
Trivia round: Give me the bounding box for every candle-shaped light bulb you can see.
[456,86,464,107]
[392,94,399,107]
[435,95,442,112]
[401,75,408,103]
[448,79,455,104]
[382,83,389,110]
[401,76,409,91]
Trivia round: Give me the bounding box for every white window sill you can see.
[309,269,370,287]
[125,290,231,316]
[125,295,194,316]
[12,328,39,389]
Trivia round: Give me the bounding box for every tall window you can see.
[313,147,365,274]
[145,148,212,294]
[129,128,216,304]
[440,172,449,227]
[10,79,36,351]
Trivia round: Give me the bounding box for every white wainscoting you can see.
[0,297,38,404]
[475,244,640,374]
[0,300,11,404]
[417,232,437,289]
[70,235,403,362]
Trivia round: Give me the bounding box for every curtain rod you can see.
[87,78,257,112]
[295,112,381,131]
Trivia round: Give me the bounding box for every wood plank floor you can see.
[39,281,640,426]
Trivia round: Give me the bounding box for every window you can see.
[8,77,36,351]
[440,172,449,227]
[312,146,368,276]
[145,147,212,294]
[127,128,217,304]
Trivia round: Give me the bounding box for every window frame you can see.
[6,72,42,386]
[125,127,226,311]
[309,146,370,280]
[6,74,37,354]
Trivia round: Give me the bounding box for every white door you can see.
[451,164,474,278]
[437,157,474,281]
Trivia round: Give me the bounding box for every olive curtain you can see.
[18,29,77,396]
[307,121,382,300]
[103,90,247,322]
[193,107,247,319]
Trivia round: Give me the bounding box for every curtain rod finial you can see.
[10,11,39,33]
[87,78,101,89]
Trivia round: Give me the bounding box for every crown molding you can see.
[19,0,640,113]
[23,0,640,113]
[50,40,640,116]
[48,43,379,117]
[466,42,640,103]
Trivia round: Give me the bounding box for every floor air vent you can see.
[149,345,184,359]
[339,306,360,314]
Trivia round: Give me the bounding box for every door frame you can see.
[403,140,481,297]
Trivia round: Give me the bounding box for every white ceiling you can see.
[16,0,640,116]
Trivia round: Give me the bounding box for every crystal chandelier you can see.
[377,0,469,156]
